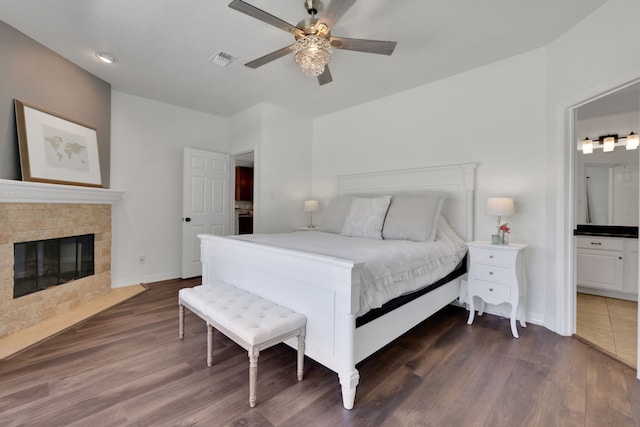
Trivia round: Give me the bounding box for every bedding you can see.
[321,195,354,233]
[232,216,467,317]
[382,193,444,242]
[340,195,391,239]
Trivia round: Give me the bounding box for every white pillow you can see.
[341,195,392,239]
[321,196,354,234]
[382,193,444,242]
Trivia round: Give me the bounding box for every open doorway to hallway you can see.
[233,151,254,235]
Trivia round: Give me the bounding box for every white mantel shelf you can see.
[0,179,123,204]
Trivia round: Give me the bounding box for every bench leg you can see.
[297,328,305,381]
[248,346,259,408]
[207,324,214,367]
[179,304,184,339]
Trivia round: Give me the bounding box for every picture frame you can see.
[14,99,103,188]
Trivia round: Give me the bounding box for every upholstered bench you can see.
[178,283,307,407]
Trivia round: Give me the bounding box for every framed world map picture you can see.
[14,99,102,188]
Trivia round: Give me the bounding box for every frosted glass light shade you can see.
[486,197,514,217]
[304,200,319,212]
[626,132,639,150]
[602,136,616,152]
[582,138,593,154]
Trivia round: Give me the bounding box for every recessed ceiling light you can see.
[95,52,116,64]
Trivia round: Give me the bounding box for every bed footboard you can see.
[199,234,363,409]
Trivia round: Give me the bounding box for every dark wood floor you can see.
[1,278,640,427]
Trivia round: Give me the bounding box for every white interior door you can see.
[182,148,230,278]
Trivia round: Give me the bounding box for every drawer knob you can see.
[489,271,494,275]
[489,288,494,292]
[489,255,494,259]
[590,242,602,246]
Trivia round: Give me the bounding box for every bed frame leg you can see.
[339,369,360,410]
[179,304,184,339]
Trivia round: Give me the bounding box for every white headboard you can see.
[337,163,477,241]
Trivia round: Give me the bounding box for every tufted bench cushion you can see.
[178,283,306,407]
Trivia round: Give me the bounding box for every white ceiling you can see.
[577,83,640,121]
[0,0,608,118]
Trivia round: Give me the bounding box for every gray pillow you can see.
[321,196,354,234]
[382,193,444,242]
[341,195,392,239]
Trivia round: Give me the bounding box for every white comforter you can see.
[232,217,467,316]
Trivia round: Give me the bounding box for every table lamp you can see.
[304,200,319,229]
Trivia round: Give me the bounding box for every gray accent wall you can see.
[0,20,111,187]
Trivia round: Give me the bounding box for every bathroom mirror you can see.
[584,165,613,224]
[581,163,639,226]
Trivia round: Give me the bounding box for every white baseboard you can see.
[111,271,182,288]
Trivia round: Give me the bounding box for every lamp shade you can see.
[486,197,514,216]
[304,200,319,212]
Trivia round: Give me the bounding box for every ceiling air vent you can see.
[210,51,237,67]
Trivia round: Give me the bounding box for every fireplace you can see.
[0,178,123,339]
[14,234,95,298]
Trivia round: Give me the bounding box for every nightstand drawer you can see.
[474,280,510,301]
[474,264,510,284]
[471,248,510,267]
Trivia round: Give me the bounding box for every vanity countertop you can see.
[574,224,638,238]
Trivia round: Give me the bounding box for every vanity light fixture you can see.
[95,52,116,64]
[579,132,638,153]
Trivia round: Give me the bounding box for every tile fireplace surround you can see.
[0,179,123,338]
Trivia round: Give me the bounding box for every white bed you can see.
[198,163,477,409]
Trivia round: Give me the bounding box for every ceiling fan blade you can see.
[330,37,397,55]
[244,45,293,69]
[317,66,333,85]
[229,0,303,37]
[317,0,358,29]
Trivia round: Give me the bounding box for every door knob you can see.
[184,217,191,222]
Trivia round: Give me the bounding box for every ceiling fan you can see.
[228,0,397,85]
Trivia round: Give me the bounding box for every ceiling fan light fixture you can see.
[292,34,332,76]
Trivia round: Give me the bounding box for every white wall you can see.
[313,49,548,324]
[545,0,640,333]
[110,91,228,287]
[229,103,313,233]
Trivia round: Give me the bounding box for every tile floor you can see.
[576,292,637,368]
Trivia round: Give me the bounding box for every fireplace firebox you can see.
[13,234,95,298]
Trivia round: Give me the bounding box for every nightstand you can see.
[466,241,528,338]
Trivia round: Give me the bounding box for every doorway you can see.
[232,151,255,235]
[573,83,640,369]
